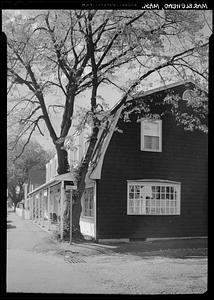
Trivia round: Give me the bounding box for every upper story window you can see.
[127,180,181,216]
[141,119,162,152]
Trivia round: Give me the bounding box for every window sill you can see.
[127,214,180,216]
[80,216,94,222]
[141,148,162,152]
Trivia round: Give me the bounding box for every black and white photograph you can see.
[4,1,210,295]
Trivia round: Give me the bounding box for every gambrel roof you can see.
[88,79,207,180]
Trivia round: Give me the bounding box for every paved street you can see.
[7,210,207,294]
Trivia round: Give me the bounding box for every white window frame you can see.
[127,180,181,216]
[141,119,162,152]
[84,140,89,156]
[82,187,94,218]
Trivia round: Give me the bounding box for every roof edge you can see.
[27,173,75,196]
[127,79,207,101]
[127,179,181,184]
[110,79,207,115]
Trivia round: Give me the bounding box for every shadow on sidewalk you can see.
[7,223,16,230]
[7,212,17,230]
[108,238,208,259]
[7,210,15,215]
[64,238,208,260]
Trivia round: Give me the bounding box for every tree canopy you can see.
[7,137,53,208]
[5,10,210,152]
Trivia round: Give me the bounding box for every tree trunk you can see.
[8,187,23,212]
[55,143,71,239]
[56,143,70,175]
[56,127,99,240]
[71,126,100,239]
[72,190,83,239]
[71,175,85,240]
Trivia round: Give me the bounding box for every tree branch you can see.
[173,61,208,80]
[48,104,65,114]
[87,13,98,111]
[19,106,42,124]
[8,69,35,92]
[110,42,209,115]
[101,77,127,93]
[13,116,44,161]
[93,17,110,46]
[45,12,71,80]
[8,123,33,151]
[171,42,209,62]
[97,12,146,68]
[21,63,58,142]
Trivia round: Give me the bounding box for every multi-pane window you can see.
[83,187,94,217]
[141,119,162,152]
[127,181,181,215]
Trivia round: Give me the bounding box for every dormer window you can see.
[141,119,162,152]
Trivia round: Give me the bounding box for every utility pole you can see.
[60,181,64,240]
[70,189,72,244]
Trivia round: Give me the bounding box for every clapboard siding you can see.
[96,111,207,239]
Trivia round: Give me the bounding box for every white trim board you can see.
[145,236,208,241]
[90,105,124,180]
[127,79,207,101]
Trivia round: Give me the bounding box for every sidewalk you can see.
[7,209,52,252]
[7,209,208,258]
[7,210,115,256]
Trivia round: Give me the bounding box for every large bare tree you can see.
[4,9,211,238]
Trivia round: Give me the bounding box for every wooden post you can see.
[47,187,51,231]
[32,195,34,221]
[60,181,64,240]
[70,189,72,245]
[34,195,36,221]
[35,195,38,222]
[35,194,38,222]
[41,190,44,227]
[23,183,28,218]
[30,196,32,220]
[38,193,41,225]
